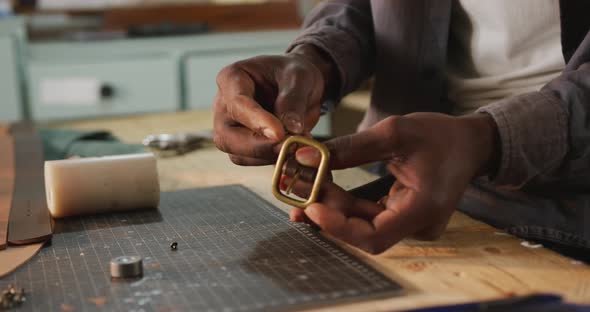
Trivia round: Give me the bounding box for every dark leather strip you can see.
[7,123,52,245]
[0,134,14,250]
[349,174,396,202]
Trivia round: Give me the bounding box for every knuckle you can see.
[278,88,302,103]
[213,133,229,152]
[212,93,225,113]
[225,95,249,123]
[379,116,403,145]
[225,98,238,121]
[216,64,240,87]
[284,61,308,77]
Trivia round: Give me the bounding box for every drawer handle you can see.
[100,84,115,99]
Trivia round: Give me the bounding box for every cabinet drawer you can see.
[185,49,279,110]
[0,37,22,122]
[29,57,179,120]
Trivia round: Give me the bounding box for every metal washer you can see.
[110,256,143,278]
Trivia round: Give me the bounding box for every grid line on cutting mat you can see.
[1,185,403,311]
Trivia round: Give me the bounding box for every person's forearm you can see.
[459,114,502,179]
[285,1,375,100]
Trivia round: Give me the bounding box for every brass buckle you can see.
[272,136,330,208]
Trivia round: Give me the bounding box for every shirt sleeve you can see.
[477,31,590,190]
[286,0,376,104]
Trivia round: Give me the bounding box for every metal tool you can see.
[142,131,213,156]
[272,136,330,208]
[110,256,143,278]
[0,285,26,310]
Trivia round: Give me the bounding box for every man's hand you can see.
[284,113,500,254]
[213,45,336,166]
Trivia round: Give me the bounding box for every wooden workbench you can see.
[50,110,590,311]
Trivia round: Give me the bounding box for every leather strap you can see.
[0,133,14,250]
[6,123,52,245]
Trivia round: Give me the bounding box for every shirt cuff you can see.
[476,91,568,188]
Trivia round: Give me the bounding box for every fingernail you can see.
[290,209,304,223]
[282,112,303,134]
[263,128,279,141]
[295,147,321,167]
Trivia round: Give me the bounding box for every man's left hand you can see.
[283,112,499,254]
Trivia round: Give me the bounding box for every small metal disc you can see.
[110,256,143,278]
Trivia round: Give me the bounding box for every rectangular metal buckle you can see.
[272,136,330,208]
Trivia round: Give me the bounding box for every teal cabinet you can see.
[185,49,281,110]
[0,37,21,122]
[0,17,25,122]
[1,26,331,135]
[29,56,179,120]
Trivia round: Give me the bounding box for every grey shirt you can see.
[287,0,590,190]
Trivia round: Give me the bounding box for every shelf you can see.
[17,1,302,32]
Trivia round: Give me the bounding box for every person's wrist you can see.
[288,44,339,100]
[459,114,501,178]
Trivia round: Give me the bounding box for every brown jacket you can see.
[287,0,590,190]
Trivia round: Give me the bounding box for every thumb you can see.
[296,116,402,169]
[274,88,308,135]
[275,64,322,134]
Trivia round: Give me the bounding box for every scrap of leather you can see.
[5,123,53,244]
[0,123,51,278]
[0,242,44,278]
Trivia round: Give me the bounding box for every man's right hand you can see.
[213,45,334,166]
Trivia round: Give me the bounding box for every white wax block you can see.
[44,153,160,219]
[40,77,101,106]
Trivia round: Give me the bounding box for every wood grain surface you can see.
[48,111,590,311]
